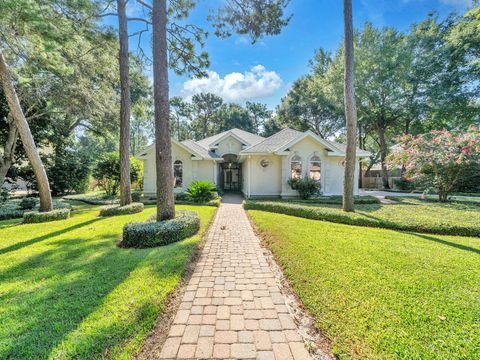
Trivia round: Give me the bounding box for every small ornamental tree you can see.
[388,128,480,202]
[93,152,143,197]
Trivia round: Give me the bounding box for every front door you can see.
[221,162,241,191]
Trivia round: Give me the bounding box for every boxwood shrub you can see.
[23,208,71,223]
[121,210,200,248]
[258,195,380,205]
[244,200,480,237]
[99,202,144,217]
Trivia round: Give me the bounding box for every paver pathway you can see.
[159,194,312,359]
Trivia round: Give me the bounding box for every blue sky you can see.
[105,0,473,109]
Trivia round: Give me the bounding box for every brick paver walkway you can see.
[159,194,312,359]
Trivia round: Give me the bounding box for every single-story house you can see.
[137,128,370,198]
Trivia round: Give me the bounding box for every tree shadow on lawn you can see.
[0,228,196,359]
[0,218,101,256]
[406,232,480,255]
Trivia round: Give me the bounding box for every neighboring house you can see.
[137,128,370,198]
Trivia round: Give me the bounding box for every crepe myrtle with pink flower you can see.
[388,128,480,202]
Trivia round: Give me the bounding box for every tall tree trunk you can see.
[0,117,18,186]
[0,50,53,211]
[377,126,390,189]
[152,0,175,220]
[118,0,132,206]
[342,0,358,212]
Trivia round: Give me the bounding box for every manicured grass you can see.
[0,203,216,359]
[248,210,480,359]
[244,197,480,236]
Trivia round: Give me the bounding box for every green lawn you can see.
[0,203,216,359]
[249,210,480,359]
[244,197,480,236]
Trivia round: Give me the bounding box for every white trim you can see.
[207,131,250,148]
[135,138,204,160]
[274,130,342,154]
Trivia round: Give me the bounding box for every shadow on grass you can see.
[408,232,480,255]
[0,221,198,359]
[0,218,101,256]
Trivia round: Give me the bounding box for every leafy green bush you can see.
[19,197,37,210]
[258,195,380,205]
[394,178,415,191]
[287,177,321,199]
[186,181,218,203]
[131,191,142,202]
[63,192,118,205]
[99,202,144,217]
[121,210,200,248]
[46,147,91,195]
[23,208,71,223]
[93,152,143,196]
[244,200,480,237]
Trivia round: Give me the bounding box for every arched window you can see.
[290,154,302,180]
[173,160,183,188]
[309,155,321,181]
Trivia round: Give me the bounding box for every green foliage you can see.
[121,210,200,248]
[258,195,380,205]
[209,0,291,43]
[99,203,144,217]
[93,152,143,196]
[63,192,118,205]
[186,181,218,203]
[394,178,415,191]
[0,204,216,358]
[388,129,480,201]
[46,147,91,195]
[249,211,480,359]
[0,198,69,220]
[244,199,480,237]
[131,191,142,202]
[23,208,70,223]
[287,177,321,199]
[19,197,36,210]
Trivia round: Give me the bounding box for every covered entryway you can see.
[219,154,242,191]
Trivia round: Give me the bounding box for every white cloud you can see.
[181,65,282,102]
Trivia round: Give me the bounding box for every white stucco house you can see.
[137,128,370,198]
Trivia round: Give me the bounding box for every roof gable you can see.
[197,128,264,148]
[275,130,341,153]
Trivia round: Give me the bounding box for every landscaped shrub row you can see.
[254,195,380,205]
[244,200,480,237]
[121,210,200,248]
[0,199,71,221]
[142,197,221,207]
[99,202,144,217]
[63,193,119,205]
[23,208,71,223]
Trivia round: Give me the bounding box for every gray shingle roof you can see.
[181,139,221,159]
[196,128,265,148]
[240,128,303,154]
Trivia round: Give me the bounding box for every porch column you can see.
[213,160,217,184]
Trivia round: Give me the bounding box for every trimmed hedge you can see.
[255,195,380,205]
[63,192,118,205]
[121,210,200,248]
[23,208,71,223]
[142,198,221,207]
[99,202,144,217]
[0,199,71,221]
[244,200,480,237]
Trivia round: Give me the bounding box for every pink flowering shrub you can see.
[388,128,480,201]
